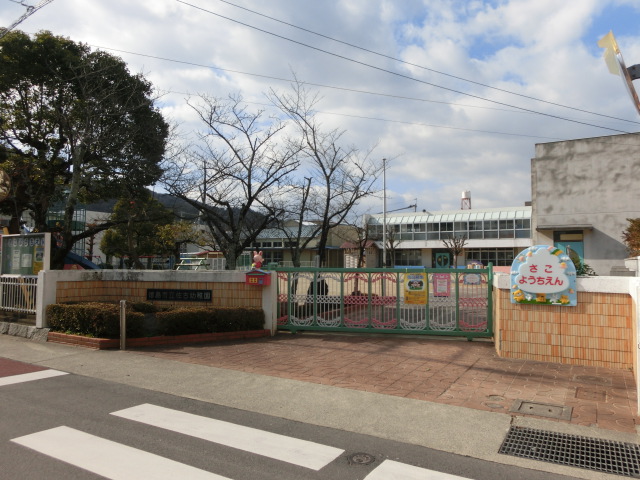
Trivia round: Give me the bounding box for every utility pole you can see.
[382,158,387,268]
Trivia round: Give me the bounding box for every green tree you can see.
[0,30,168,268]
[623,218,640,257]
[100,194,173,269]
[155,220,205,265]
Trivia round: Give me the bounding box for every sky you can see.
[2,0,640,215]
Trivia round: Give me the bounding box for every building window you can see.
[262,250,283,264]
[394,249,422,266]
[465,248,517,266]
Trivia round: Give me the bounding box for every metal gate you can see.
[0,275,38,314]
[275,266,493,339]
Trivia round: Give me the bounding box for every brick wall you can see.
[55,279,262,309]
[494,285,634,369]
[38,269,276,332]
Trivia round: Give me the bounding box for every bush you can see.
[157,307,264,336]
[46,302,144,338]
[130,302,158,313]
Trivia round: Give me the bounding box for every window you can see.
[427,222,440,240]
[468,220,483,239]
[454,222,468,235]
[515,219,531,239]
[465,248,517,266]
[394,249,422,266]
[484,220,498,239]
[499,220,514,239]
[263,250,283,264]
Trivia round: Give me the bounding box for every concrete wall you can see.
[36,269,277,334]
[532,133,640,275]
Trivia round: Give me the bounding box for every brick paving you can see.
[131,333,639,434]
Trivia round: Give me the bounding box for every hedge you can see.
[156,307,264,336]
[46,302,144,338]
[46,303,264,338]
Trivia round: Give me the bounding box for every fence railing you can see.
[275,266,493,339]
[0,275,38,315]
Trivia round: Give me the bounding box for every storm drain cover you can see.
[499,426,640,477]
[509,399,572,420]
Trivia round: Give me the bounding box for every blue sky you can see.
[2,0,640,215]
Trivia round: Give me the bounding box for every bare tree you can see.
[333,210,375,269]
[442,235,467,268]
[269,79,381,266]
[162,94,301,270]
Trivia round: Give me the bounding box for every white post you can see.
[119,300,126,350]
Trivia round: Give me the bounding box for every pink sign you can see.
[433,273,451,297]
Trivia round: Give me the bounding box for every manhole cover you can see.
[573,374,612,386]
[509,399,572,420]
[499,426,640,477]
[575,387,607,402]
[348,453,376,465]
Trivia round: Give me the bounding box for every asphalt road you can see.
[0,359,584,480]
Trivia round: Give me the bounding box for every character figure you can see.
[252,250,263,269]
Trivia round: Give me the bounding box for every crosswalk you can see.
[0,368,67,386]
[3,365,473,480]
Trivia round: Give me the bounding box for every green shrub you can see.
[130,302,158,313]
[46,302,144,338]
[157,307,264,336]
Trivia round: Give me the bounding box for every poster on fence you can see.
[432,273,451,297]
[404,273,427,305]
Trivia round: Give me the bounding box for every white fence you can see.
[0,275,38,314]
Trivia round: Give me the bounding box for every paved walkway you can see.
[131,332,639,434]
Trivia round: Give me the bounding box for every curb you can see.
[47,329,272,350]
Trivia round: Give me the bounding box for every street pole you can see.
[382,158,387,268]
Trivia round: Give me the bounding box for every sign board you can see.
[432,273,451,297]
[404,272,427,305]
[1,233,51,275]
[510,245,577,306]
[146,289,212,302]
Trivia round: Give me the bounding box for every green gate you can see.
[275,266,493,339]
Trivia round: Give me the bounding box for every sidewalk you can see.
[131,332,639,434]
[1,332,639,480]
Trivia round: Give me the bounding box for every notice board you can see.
[1,233,51,275]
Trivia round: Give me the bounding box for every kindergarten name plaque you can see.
[146,289,212,302]
[510,245,577,306]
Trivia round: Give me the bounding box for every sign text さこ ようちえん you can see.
[510,245,577,306]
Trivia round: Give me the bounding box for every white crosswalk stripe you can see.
[11,426,231,480]
[11,403,476,479]
[364,459,472,479]
[111,403,344,471]
[0,369,68,386]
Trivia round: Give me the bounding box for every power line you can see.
[92,45,540,116]
[95,44,635,138]
[1,0,54,39]
[175,0,634,135]
[211,0,640,127]
[85,44,640,144]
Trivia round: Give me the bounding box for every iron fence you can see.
[275,266,493,339]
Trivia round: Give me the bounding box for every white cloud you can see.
[2,0,639,212]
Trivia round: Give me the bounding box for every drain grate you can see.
[499,426,640,477]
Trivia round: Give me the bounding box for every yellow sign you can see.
[404,273,427,305]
